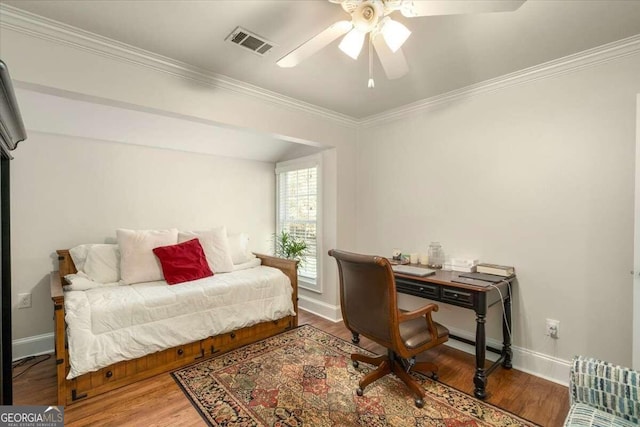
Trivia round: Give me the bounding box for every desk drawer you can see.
[442,287,474,308]
[396,279,440,300]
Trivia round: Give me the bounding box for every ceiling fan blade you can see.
[277,21,353,68]
[401,0,526,17]
[372,35,409,79]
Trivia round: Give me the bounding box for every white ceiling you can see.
[4,0,640,119]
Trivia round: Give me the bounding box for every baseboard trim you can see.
[298,295,342,322]
[443,325,571,386]
[12,332,54,361]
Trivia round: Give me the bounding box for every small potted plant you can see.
[274,230,308,267]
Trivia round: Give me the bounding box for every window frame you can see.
[275,154,322,293]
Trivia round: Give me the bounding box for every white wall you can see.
[10,132,276,340]
[357,54,640,373]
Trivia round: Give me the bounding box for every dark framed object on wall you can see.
[0,59,27,405]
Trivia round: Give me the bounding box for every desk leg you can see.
[473,313,487,399]
[502,295,513,369]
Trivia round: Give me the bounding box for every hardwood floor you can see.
[12,309,570,426]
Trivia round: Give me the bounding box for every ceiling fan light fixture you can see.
[352,2,383,32]
[339,28,366,59]
[380,18,411,52]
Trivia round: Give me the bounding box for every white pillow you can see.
[117,228,178,284]
[83,244,120,283]
[69,244,92,272]
[228,233,253,264]
[178,227,234,273]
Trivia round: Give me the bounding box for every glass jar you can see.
[427,242,444,269]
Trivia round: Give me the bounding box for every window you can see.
[276,155,321,291]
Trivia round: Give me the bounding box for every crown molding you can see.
[360,33,640,126]
[0,4,359,128]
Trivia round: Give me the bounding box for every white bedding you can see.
[64,265,294,379]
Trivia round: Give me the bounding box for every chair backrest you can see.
[329,249,398,348]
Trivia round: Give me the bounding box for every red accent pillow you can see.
[152,238,213,285]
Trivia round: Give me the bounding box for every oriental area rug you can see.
[172,325,536,427]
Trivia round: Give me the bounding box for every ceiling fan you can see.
[277,0,526,88]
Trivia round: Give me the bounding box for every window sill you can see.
[299,276,322,294]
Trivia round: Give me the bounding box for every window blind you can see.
[277,166,318,282]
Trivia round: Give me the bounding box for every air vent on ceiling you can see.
[225,27,276,56]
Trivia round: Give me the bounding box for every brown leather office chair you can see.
[329,249,449,408]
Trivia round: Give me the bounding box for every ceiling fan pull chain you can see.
[368,33,375,89]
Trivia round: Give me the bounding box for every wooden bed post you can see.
[50,270,66,406]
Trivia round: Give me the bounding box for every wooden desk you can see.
[394,268,514,399]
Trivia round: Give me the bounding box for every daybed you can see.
[50,247,298,406]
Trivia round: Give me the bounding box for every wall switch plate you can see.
[17,293,31,309]
[546,318,559,339]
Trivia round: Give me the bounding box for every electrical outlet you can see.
[17,293,31,309]
[546,318,559,339]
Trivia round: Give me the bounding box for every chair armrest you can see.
[398,304,440,341]
[398,303,439,322]
[569,355,640,423]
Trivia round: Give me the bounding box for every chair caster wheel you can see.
[356,387,363,396]
[431,373,439,381]
[414,398,424,408]
[352,360,359,368]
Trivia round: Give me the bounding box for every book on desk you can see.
[476,263,515,277]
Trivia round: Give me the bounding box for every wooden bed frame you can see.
[50,249,298,406]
